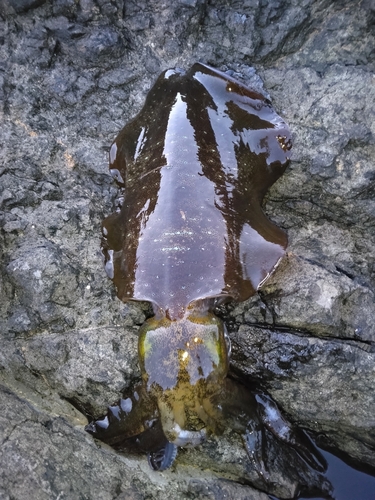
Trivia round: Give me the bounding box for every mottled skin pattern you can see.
[86,64,324,476]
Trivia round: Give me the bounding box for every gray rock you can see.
[2,381,272,500]
[0,0,46,14]
[1,0,374,498]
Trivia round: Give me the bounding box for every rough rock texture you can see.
[1,0,375,499]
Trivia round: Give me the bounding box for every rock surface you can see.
[1,0,375,499]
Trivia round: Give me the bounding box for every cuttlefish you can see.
[86,63,323,476]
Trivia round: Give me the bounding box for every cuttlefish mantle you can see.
[101,62,291,321]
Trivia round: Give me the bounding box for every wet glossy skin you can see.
[85,64,326,478]
[102,63,290,320]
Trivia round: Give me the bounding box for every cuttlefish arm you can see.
[85,384,155,445]
[86,377,326,475]
[85,384,178,471]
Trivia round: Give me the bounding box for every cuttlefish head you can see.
[138,311,230,448]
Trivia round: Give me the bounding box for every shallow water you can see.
[298,446,375,500]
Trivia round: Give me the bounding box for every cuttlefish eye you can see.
[138,312,229,446]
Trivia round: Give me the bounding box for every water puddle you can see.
[286,445,375,500]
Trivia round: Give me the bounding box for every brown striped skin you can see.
[92,64,294,470]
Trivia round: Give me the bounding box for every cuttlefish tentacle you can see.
[208,379,327,478]
[254,394,327,473]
